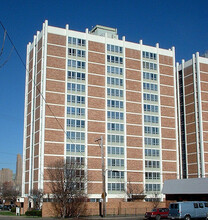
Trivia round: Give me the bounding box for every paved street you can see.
[0,216,54,220]
[0,215,144,220]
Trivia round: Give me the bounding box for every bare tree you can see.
[2,181,20,204]
[47,159,87,218]
[29,189,44,210]
[126,178,146,201]
[152,193,160,208]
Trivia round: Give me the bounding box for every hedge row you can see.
[25,210,42,217]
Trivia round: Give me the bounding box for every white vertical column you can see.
[40,20,48,191]
[196,52,205,177]
[64,24,69,165]
[176,62,183,179]
[85,28,89,195]
[22,42,31,196]
[36,29,42,191]
[172,46,179,179]
[192,54,200,178]
[156,43,163,200]
[104,33,108,202]
[122,36,127,201]
[181,59,188,178]
[29,34,37,195]
[140,40,147,196]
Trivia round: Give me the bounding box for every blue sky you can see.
[0,0,208,172]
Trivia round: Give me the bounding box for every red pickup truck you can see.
[145,208,169,220]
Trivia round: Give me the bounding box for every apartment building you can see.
[177,52,208,179]
[22,20,178,201]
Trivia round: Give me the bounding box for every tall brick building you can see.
[15,154,22,192]
[22,20,178,201]
[177,52,208,179]
[0,168,13,186]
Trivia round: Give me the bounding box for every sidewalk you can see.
[79,214,144,219]
[0,214,144,219]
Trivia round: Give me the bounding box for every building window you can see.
[67,95,85,104]
[144,137,159,146]
[108,170,124,179]
[144,126,159,135]
[143,93,158,102]
[107,77,123,87]
[107,123,124,132]
[107,88,123,98]
[68,71,85,80]
[67,83,85,93]
[144,104,159,113]
[66,131,85,141]
[145,184,160,192]
[144,115,159,124]
[145,160,160,168]
[107,55,123,64]
[143,51,157,60]
[68,59,86,69]
[107,135,124,144]
[143,83,158,91]
[107,66,123,75]
[66,156,85,166]
[68,48,86,58]
[68,37,86,46]
[107,146,124,155]
[107,111,124,120]
[67,119,85,128]
[107,44,123,53]
[143,72,157,81]
[143,61,157,71]
[145,149,160,157]
[108,158,124,167]
[107,100,124,109]
[66,144,85,153]
[145,172,160,180]
[67,107,85,116]
[108,183,124,191]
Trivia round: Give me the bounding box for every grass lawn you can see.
[0,211,16,216]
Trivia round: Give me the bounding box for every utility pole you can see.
[95,136,106,217]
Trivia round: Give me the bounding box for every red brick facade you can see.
[177,54,208,178]
[23,23,177,205]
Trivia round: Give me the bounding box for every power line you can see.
[0,28,14,68]
[0,21,26,69]
[0,46,14,68]
[0,21,85,158]
[0,29,6,57]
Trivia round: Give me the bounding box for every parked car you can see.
[0,204,3,210]
[2,205,11,211]
[145,208,169,220]
[168,201,208,220]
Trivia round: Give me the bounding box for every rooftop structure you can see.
[90,25,118,39]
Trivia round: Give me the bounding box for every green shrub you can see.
[25,209,42,217]
[11,207,16,213]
